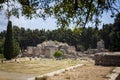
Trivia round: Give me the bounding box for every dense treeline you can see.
[0,14,120,53]
[0,26,99,51]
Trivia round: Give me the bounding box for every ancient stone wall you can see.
[44,46,58,58]
[24,41,77,58]
[95,52,120,66]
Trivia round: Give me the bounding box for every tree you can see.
[1,0,119,27]
[100,24,113,50]
[3,21,14,60]
[3,21,20,60]
[110,13,120,51]
[36,0,120,27]
[0,38,4,54]
[0,0,38,20]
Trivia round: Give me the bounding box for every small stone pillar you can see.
[97,39,105,52]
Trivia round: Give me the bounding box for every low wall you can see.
[94,52,120,66]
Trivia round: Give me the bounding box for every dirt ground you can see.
[47,64,114,80]
[0,71,35,80]
[0,58,114,80]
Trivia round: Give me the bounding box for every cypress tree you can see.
[3,21,14,60]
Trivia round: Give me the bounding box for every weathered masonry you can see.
[94,52,120,66]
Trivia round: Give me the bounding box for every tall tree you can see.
[110,13,120,51]
[3,21,14,60]
[4,21,20,60]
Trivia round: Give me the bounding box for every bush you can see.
[13,40,20,57]
[0,39,4,54]
[0,54,4,59]
[53,50,63,59]
[76,45,85,52]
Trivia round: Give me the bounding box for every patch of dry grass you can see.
[0,58,91,75]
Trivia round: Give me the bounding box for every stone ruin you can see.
[84,39,108,55]
[94,39,120,66]
[21,39,110,60]
[94,52,120,66]
[97,39,105,52]
[22,40,77,58]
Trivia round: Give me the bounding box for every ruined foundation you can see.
[94,52,120,66]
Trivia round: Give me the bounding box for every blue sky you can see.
[0,11,114,32]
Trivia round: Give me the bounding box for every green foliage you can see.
[76,45,85,52]
[0,54,4,59]
[3,21,14,60]
[110,13,120,51]
[0,0,38,20]
[0,38,4,54]
[1,26,99,51]
[100,13,120,51]
[46,0,120,27]
[3,21,20,60]
[1,13,120,52]
[13,40,20,57]
[53,50,63,59]
[0,0,5,4]
[1,0,120,27]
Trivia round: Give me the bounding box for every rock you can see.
[97,39,105,52]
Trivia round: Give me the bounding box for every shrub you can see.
[13,40,20,57]
[0,54,4,59]
[53,50,63,59]
[76,45,85,52]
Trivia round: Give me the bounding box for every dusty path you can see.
[0,71,36,80]
[48,65,114,80]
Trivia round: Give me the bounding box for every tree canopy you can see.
[0,0,120,27]
[46,0,120,27]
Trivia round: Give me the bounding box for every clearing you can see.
[0,58,114,80]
